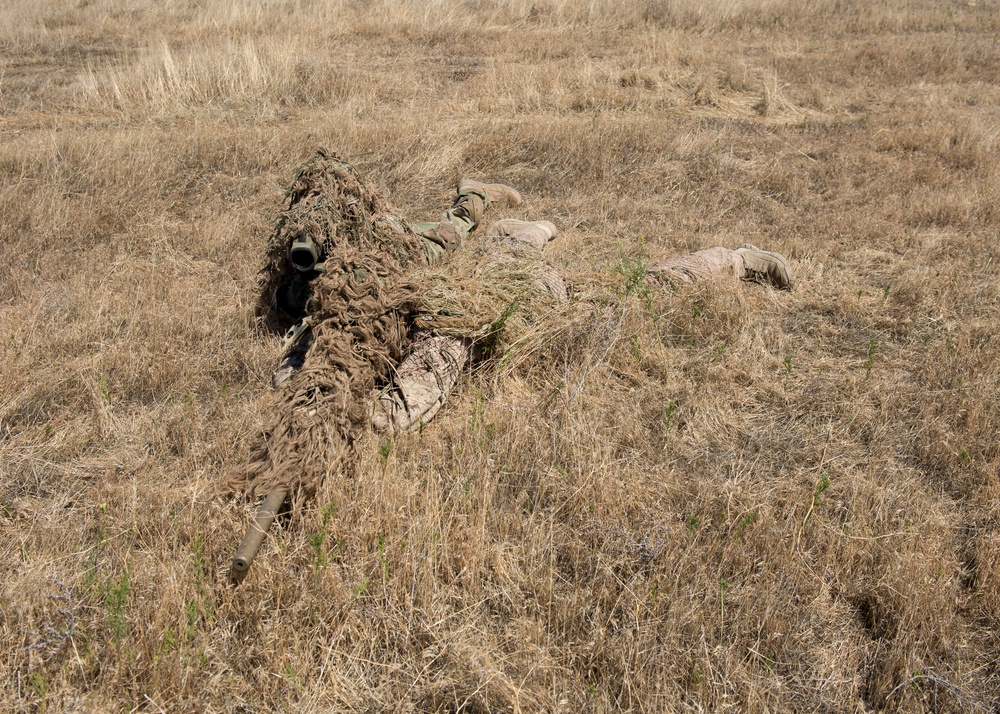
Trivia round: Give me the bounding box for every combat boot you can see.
[484,219,558,250]
[734,244,794,291]
[457,179,522,207]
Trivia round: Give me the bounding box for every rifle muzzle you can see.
[290,234,322,273]
[232,490,287,574]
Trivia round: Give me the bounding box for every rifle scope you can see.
[289,233,323,273]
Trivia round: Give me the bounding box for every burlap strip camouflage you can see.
[233,152,566,500]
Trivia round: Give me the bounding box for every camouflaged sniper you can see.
[239,151,556,500]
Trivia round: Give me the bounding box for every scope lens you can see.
[290,245,317,271]
[289,233,323,273]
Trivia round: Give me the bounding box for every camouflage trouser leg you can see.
[369,188,491,431]
[411,188,490,265]
[646,247,745,287]
[371,334,472,433]
[371,219,567,433]
[484,220,568,302]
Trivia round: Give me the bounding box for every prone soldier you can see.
[268,163,793,434]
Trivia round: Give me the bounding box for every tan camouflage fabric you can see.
[645,246,745,287]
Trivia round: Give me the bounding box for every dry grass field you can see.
[3,0,1000,711]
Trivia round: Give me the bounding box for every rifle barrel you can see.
[232,490,287,574]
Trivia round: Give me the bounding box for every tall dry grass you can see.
[2,0,1000,711]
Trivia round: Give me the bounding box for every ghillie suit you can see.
[236,151,563,500]
[240,151,425,499]
[411,227,567,338]
[255,151,424,330]
[372,220,573,432]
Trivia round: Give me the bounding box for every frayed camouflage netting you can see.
[413,239,565,336]
[235,151,568,499]
[238,151,424,498]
